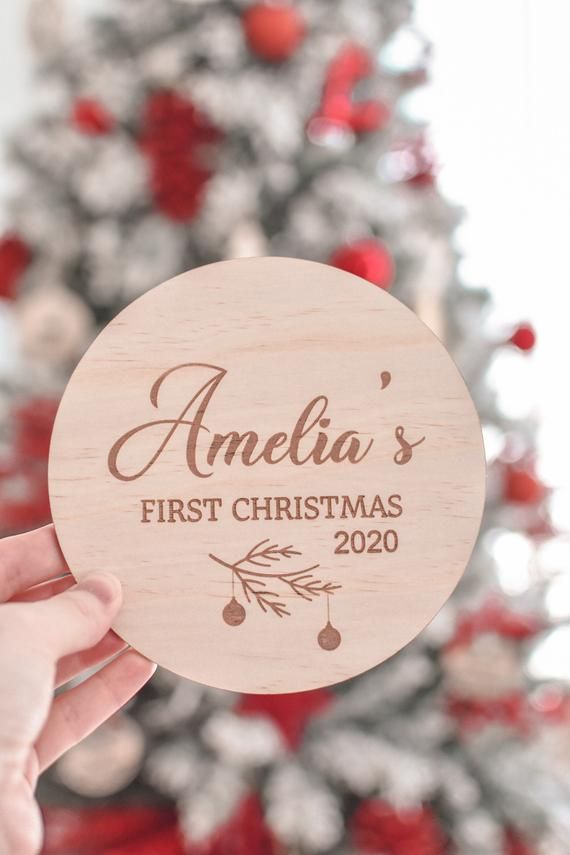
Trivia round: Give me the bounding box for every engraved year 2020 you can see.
[333,529,399,555]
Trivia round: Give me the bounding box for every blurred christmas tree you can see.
[1,1,568,853]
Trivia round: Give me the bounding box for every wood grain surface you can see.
[48,258,486,693]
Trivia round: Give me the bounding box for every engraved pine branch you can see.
[209,539,341,618]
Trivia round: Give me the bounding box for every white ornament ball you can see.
[16,285,93,369]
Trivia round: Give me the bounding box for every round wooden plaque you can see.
[49,258,485,693]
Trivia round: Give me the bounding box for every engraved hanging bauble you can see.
[223,596,246,626]
[318,621,342,651]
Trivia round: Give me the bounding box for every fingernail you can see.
[77,573,122,606]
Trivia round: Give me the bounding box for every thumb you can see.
[9,573,123,662]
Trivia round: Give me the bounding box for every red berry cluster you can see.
[72,99,115,135]
[446,599,541,652]
[310,44,391,136]
[444,600,542,734]
[350,799,446,855]
[503,464,544,505]
[138,90,222,222]
[0,233,31,300]
[509,323,536,352]
[0,398,59,532]
[446,692,530,733]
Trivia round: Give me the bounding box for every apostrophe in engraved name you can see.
[393,425,426,465]
[380,371,391,390]
[210,539,342,649]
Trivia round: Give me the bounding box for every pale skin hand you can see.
[0,525,156,855]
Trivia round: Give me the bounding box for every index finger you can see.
[0,525,68,602]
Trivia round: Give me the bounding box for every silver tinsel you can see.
[265,762,343,852]
[145,742,206,798]
[327,652,436,721]
[453,810,505,854]
[201,710,284,768]
[195,169,260,250]
[80,59,143,118]
[309,728,438,807]
[178,765,246,841]
[121,216,188,298]
[9,188,80,263]
[71,137,148,214]
[13,120,93,184]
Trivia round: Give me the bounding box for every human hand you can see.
[0,525,156,855]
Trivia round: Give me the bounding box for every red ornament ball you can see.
[243,3,305,63]
[509,323,536,352]
[72,99,115,135]
[504,466,544,505]
[0,233,31,300]
[13,397,59,460]
[330,239,395,290]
